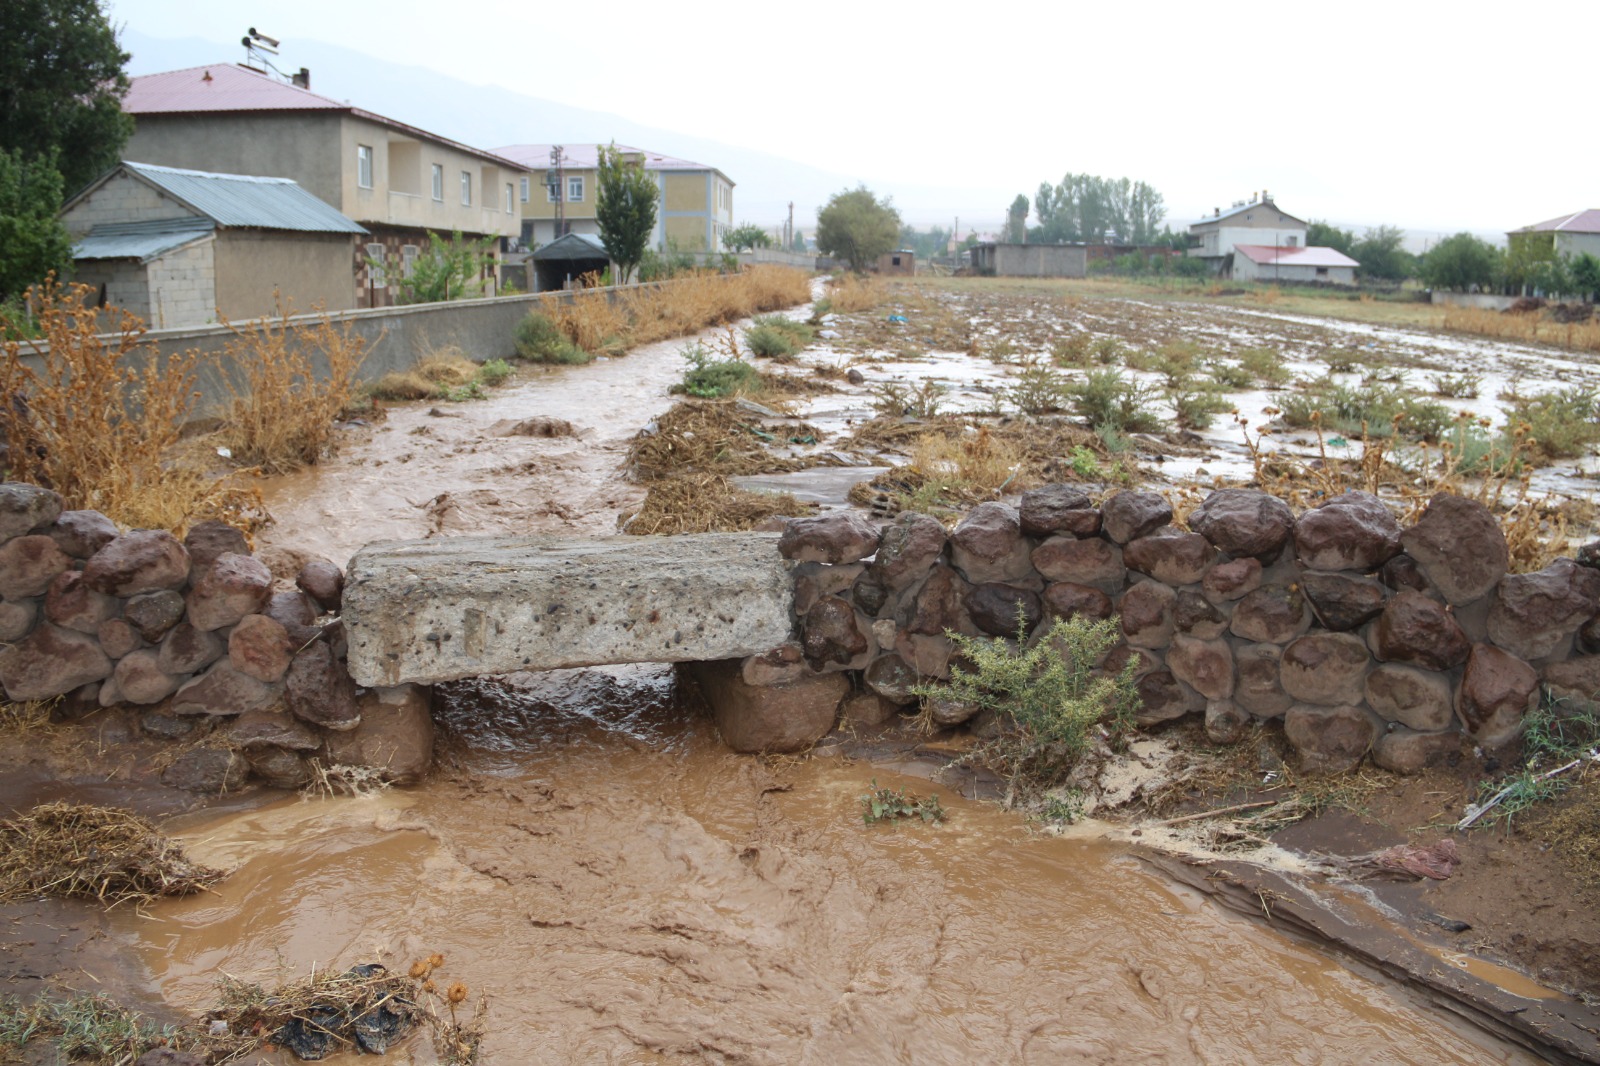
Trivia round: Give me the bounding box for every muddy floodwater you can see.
[129,666,1535,1065]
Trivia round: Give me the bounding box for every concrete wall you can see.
[72,259,154,321]
[1557,232,1600,259]
[214,230,360,319]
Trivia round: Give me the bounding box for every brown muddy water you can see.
[129,665,1536,1065]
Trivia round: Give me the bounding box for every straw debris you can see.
[0,802,224,907]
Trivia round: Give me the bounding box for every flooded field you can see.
[132,665,1538,1064]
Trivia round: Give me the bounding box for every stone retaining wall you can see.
[742,487,1600,772]
[0,483,429,792]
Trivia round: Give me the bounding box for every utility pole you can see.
[786,201,794,251]
[548,146,566,241]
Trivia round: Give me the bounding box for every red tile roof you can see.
[1512,209,1600,235]
[124,64,525,170]
[1234,244,1359,268]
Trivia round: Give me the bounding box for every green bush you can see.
[1168,385,1234,430]
[514,312,591,365]
[1237,347,1293,386]
[476,358,512,386]
[1006,360,1071,415]
[1506,387,1600,458]
[744,324,802,359]
[915,614,1140,796]
[1066,369,1163,432]
[1281,376,1451,440]
[672,342,761,398]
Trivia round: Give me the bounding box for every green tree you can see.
[594,142,659,284]
[815,185,901,272]
[0,0,133,195]
[723,222,772,252]
[387,229,496,304]
[1003,194,1029,242]
[0,149,73,305]
[790,228,807,254]
[1570,253,1600,303]
[1352,224,1415,282]
[1306,221,1356,257]
[1419,232,1502,293]
[1029,173,1164,244]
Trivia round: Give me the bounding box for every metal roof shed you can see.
[531,233,612,292]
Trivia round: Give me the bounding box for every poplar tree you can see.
[595,144,659,284]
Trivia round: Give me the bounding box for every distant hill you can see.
[120,30,1007,232]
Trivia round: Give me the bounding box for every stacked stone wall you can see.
[750,487,1600,771]
[0,483,430,792]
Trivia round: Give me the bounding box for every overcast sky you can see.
[106,0,1595,237]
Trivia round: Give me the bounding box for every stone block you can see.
[691,658,848,753]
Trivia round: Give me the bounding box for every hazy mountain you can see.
[120,30,1007,232]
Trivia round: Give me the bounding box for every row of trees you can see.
[1029,173,1170,246]
[1417,231,1600,299]
[1306,222,1413,282]
[1,0,132,307]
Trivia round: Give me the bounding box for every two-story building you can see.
[1508,209,1600,262]
[1187,193,1357,284]
[492,143,735,252]
[120,63,529,307]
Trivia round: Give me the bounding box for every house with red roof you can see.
[1187,193,1356,284]
[120,63,529,308]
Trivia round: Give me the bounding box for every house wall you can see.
[126,113,346,206]
[61,170,200,237]
[520,166,598,225]
[1556,232,1600,259]
[1232,256,1354,286]
[662,173,705,213]
[338,115,520,239]
[145,240,218,329]
[214,230,359,319]
[665,215,709,251]
[1188,223,1308,258]
[72,259,154,321]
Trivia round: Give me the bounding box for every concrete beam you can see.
[342,533,795,686]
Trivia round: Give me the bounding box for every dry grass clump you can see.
[218,301,369,474]
[626,400,805,481]
[1527,775,1600,895]
[1442,305,1600,355]
[551,289,631,354]
[0,802,224,907]
[826,274,886,312]
[620,473,814,535]
[370,348,483,400]
[0,279,226,530]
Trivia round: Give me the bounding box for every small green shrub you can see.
[808,297,834,323]
[870,378,947,418]
[1066,369,1163,433]
[1168,385,1233,430]
[1091,337,1127,366]
[744,322,805,359]
[1068,445,1102,479]
[1281,376,1452,441]
[1237,347,1293,386]
[915,613,1140,798]
[1006,359,1071,415]
[514,311,591,365]
[673,342,761,399]
[1505,387,1600,459]
[860,780,946,825]
[476,358,512,386]
[1430,372,1481,399]
[1050,333,1093,367]
[1203,358,1254,390]
[1467,691,1600,829]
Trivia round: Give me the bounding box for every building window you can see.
[431,164,443,201]
[401,244,419,279]
[460,171,471,206]
[506,183,514,213]
[1286,235,1298,247]
[520,176,530,203]
[568,176,583,203]
[547,179,559,203]
[1316,266,1329,276]
[357,145,373,189]
[366,242,386,287]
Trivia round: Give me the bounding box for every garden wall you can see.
[744,487,1600,773]
[0,483,430,792]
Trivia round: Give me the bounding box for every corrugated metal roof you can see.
[495,143,732,184]
[1512,209,1600,235]
[125,65,529,171]
[1234,244,1360,268]
[123,162,368,233]
[73,218,215,262]
[532,233,609,260]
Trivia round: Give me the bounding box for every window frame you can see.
[356,144,374,189]
[568,176,584,203]
[520,176,530,203]
[460,170,472,206]
[506,183,515,213]
[431,164,443,201]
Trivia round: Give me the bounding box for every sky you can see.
[105,0,1597,240]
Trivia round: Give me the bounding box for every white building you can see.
[1232,244,1358,285]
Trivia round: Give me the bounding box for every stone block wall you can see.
[747,487,1600,772]
[0,483,431,792]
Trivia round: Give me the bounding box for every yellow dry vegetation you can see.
[1441,306,1600,355]
[370,347,481,400]
[546,266,814,354]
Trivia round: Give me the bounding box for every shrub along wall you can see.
[0,483,430,791]
[750,486,1600,772]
